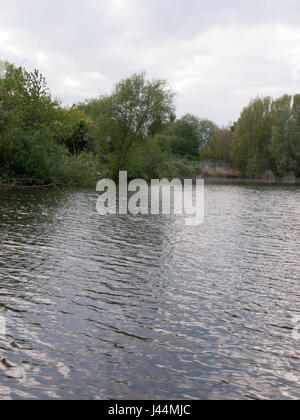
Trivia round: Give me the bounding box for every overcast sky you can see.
[1,0,300,125]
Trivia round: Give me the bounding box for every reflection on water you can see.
[0,183,299,400]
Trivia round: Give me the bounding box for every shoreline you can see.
[202,176,300,185]
[0,182,59,189]
[1,176,300,190]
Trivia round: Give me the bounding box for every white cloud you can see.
[64,77,80,88]
[0,1,300,124]
[0,31,10,43]
[36,52,47,64]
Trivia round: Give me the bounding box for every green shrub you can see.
[245,154,269,178]
[63,153,98,187]
[126,138,167,180]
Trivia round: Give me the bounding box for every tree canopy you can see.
[165,114,216,159]
[80,72,175,176]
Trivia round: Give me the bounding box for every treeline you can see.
[0,61,299,186]
[201,95,300,179]
[0,62,216,185]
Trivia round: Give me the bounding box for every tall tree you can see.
[0,63,65,180]
[232,96,273,176]
[199,127,234,164]
[293,94,300,125]
[81,72,175,177]
[167,114,216,158]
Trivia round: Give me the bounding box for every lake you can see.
[0,182,299,400]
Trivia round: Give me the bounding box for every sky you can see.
[0,0,300,125]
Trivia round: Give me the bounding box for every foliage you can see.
[230,95,300,177]
[63,152,98,187]
[64,121,92,155]
[1,61,299,185]
[270,106,300,177]
[166,114,216,158]
[57,107,93,155]
[0,62,97,186]
[231,96,273,174]
[126,137,167,180]
[199,128,234,164]
[162,158,201,179]
[80,72,175,178]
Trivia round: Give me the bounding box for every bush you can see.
[199,128,234,164]
[245,154,269,178]
[126,138,167,180]
[0,125,67,182]
[63,153,98,187]
[270,106,300,178]
[162,158,201,179]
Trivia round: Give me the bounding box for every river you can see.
[0,181,299,399]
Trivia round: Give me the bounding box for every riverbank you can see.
[0,177,67,189]
[1,175,299,190]
[162,160,300,184]
[203,176,300,185]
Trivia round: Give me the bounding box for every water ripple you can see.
[0,184,299,399]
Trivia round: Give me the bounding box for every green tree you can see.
[232,96,273,176]
[80,72,175,177]
[0,63,60,132]
[270,105,300,177]
[293,94,300,125]
[64,121,92,155]
[0,62,98,186]
[271,94,292,114]
[167,114,216,158]
[58,107,93,155]
[78,95,115,157]
[199,127,234,164]
[0,63,62,178]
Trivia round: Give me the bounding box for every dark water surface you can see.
[0,183,299,400]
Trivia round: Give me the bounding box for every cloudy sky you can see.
[1,0,300,125]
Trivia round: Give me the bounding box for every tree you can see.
[271,94,292,114]
[0,63,63,178]
[58,107,93,155]
[0,62,99,186]
[63,121,92,155]
[199,127,234,164]
[270,105,300,177]
[167,114,216,158]
[80,72,175,177]
[0,63,60,133]
[293,94,300,125]
[232,96,273,176]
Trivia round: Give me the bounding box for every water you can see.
[0,182,299,400]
